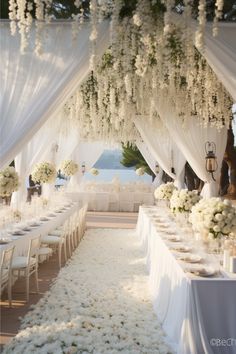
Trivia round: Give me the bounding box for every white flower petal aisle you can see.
[3,229,172,354]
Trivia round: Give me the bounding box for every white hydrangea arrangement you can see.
[135,167,145,176]
[170,189,201,214]
[154,182,177,201]
[0,166,20,197]
[189,198,236,239]
[60,160,78,177]
[90,168,99,176]
[31,162,57,184]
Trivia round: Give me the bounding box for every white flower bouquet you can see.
[90,168,99,176]
[0,167,20,197]
[190,198,236,239]
[60,160,78,177]
[135,167,145,176]
[154,182,177,200]
[170,189,201,214]
[32,162,56,184]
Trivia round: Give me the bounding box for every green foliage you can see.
[121,143,155,178]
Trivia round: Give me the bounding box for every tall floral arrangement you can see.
[154,182,177,201]
[136,167,145,176]
[189,198,236,239]
[170,189,201,214]
[60,160,78,177]
[0,167,20,197]
[32,162,56,184]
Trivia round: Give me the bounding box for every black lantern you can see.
[155,163,160,174]
[205,142,218,181]
[81,162,86,175]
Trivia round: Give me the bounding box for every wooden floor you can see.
[0,211,138,349]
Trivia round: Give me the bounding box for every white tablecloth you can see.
[0,203,78,259]
[137,206,236,354]
[66,191,154,212]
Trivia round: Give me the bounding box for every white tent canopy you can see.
[0,20,110,169]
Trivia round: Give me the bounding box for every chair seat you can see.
[38,247,53,255]
[41,235,61,244]
[12,256,36,269]
[48,230,62,236]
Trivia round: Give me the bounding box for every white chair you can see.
[37,244,53,263]
[12,236,40,302]
[0,246,15,307]
[119,192,134,212]
[41,222,68,268]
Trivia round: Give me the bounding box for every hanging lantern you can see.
[205,142,218,181]
[81,162,86,175]
[155,164,160,174]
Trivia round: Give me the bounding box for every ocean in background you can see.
[83,169,152,184]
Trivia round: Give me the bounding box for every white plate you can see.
[178,254,202,263]
[186,265,216,277]
[171,245,191,253]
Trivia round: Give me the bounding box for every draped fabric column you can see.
[68,142,106,189]
[134,117,186,189]
[0,20,110,169]
[157,99,227,197]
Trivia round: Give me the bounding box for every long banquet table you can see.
[0,202,78,260]
[137,206,236,354]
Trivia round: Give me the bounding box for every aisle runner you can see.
[3,229,172,354]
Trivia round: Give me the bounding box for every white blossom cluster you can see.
[135,167,145,176]
[154,182,177,201]
[60,160,78,177]
[90,168,99,176]
[3,228,172,354]
[170,189,201,214]
[0,166,20,197]
[189,198,236,239]
[31,161,57,184]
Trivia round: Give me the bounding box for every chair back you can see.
[28,236,41,260]
[0,245,15,291]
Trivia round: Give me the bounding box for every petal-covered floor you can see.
[3,228,172,354]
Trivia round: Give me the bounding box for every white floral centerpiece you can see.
[135,167,145,176]
[90,168,99,176]
[0,167,20,197]
[170,189,201,214]
[31,162,56,184]
[190,198,236,240]
[60,160,78,177]
[154,182,177,201]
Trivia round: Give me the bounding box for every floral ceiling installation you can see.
[63,0,233,143]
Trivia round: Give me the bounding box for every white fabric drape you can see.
[157,100,227,197]
[203,23,236,101]
[0,20,110,169]
[69,142,106,188]
[134,117,186,189]
[11,114,80,207]
[136,141,156,174]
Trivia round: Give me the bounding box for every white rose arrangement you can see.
[90,168,99,176]
[31,162,57,184]
[0,166,20,197]
[60,160,78,177]
[189,198,236,239]
[154,182,177,201]
[135,167,145,176]
[170,189,201,214]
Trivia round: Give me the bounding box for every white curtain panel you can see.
[203,23,236,101]
[69,142,106,188]
[11,114,80,207]
[0,20,110,169]
[136,141,157,174]
[134,117,186,188]
[158,101,227,198]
